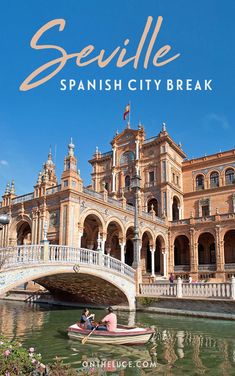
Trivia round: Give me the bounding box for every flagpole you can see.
[129,101,131,127]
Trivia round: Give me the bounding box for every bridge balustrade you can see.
[0,245,135,280]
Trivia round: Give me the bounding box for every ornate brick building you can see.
[0,123,235,281]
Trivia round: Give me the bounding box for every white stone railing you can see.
[225,263,235,270]
[11,193,34,205]
[0,245,135,280]
[46,185,61,195]
[140,277,235,300]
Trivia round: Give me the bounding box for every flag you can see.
[123,103,130,120]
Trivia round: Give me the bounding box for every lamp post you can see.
[131,173,141,269]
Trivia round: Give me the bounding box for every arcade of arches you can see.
[79,214,168,277]
[173,229,235,279]
[9,214,235,280]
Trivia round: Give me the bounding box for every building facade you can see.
[0,124,235,282]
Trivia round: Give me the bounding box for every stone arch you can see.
[9,215,32,246]
[155,234,166,275]
[80,211,105,250]
[105,217,125,239]
[174,235,190,266]
[0,265,136,311]
[105,219,125,260]
[172,196,180,221]
[141,230,154,274]
[224,230,235,264]
[125,226,134,266]
[79,209,106,230]
[198,232,216,265]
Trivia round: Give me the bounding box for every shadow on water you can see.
[0,300,235,375]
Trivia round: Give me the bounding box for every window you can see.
[202,205,209,217]
[125,175,131,187]
[120,151,135,165]
[172,173,175,183]
[72,180,76,188]
[196,174,204,190]
[64,180,68,187]
[104,182,109,191]
[225,169,235,185]
[149,171,154,182]
[176,176,179,186]
[210,172,219,188]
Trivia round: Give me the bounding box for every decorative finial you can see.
[48,146,52,160]
[116,129,119,136]
[162,122,167,132]
[5,182,10,194]
[127,121,131,129]
[178,142,182,148]
[68,137,75,157]
[95,146,99,154]
[10,180,15,194]
[138,122,142,130]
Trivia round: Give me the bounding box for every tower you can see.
[61,139,83,192]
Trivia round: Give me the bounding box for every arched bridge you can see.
[0,245,136,310]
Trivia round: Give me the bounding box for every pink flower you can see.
[31,358,37,365]
[5,372,10,376]
[0,341,4,345]
[3,349,11,356]
[28,347,35,353]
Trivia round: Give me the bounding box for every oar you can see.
[81,324,99,345]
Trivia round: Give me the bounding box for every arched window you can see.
[125,175,131,187]
[196,174,204,190]
[225,169,235,185]
[120,151,135,165]
[210,172,219,188]
[147,198,158,216]
[172,196,180,221]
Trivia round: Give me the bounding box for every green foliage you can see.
[137,297,158,306]
[0,334,42,375]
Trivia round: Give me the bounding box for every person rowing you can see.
[97,306,117,331]
[79,308,95,330]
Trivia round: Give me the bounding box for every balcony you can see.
[225,263,235,270]
[198,264,216,271]
[144,180,157,188]
[174,265,190,272]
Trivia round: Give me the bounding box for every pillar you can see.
[112,147,116,167]
[120,242,125,263]
[190,228,198,279]
[135,140,140,160]
[112,172,116,192]
[162,249,168,278]
[150,247,155,277]
[78,229,83,248]
[215,225,225,279]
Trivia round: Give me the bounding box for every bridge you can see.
[0,244,136,311]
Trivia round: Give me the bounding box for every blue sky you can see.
[0,0,234,195]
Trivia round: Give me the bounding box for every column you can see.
[135,140,140,160]
[150,247,155,277]
[78,229,83,248]
[112,172,116,192]
[190,228,198,276]
[215,225,225,274]
[162,249,168,277]
[112,147,116,167]
[120,242,125,263]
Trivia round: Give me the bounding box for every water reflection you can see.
[0,301,235,375]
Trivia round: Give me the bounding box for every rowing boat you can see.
[67,324,155,345]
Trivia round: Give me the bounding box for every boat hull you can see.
[67,324,154,345]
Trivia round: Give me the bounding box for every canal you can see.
[0,300,235,375]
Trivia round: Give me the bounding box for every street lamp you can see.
[131,173,141,268]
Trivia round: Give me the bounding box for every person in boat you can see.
[97,306,117,331]
[79,308,95,330]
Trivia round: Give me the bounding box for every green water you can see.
[0,301,235,375]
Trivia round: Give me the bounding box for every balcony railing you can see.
[174,265,190,271]
[198,264,216,271]
[144,181,157,188]
[11,193,34,205]
[46,185,61,195]
[225,263,235,270]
